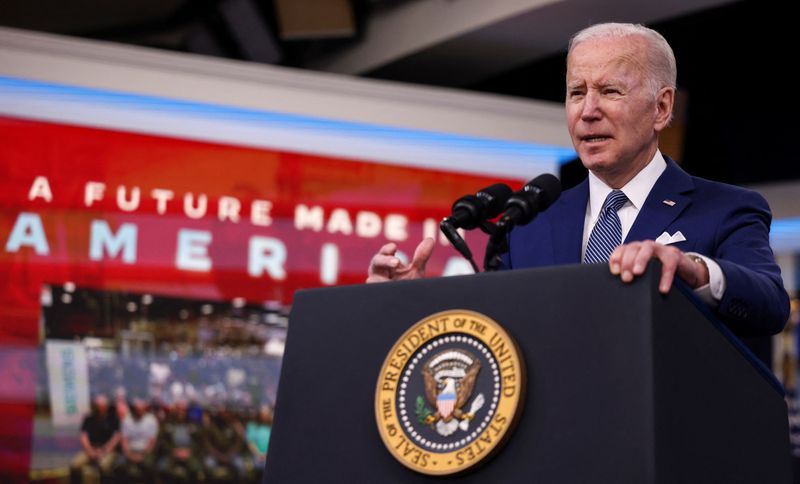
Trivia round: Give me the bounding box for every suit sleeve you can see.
[711,190,789,336]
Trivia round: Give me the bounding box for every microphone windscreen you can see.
[479,183,513,218]
[526,174,561,209]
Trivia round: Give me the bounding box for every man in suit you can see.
[367,23,789,336]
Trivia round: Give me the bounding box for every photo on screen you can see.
[30,284,286,483]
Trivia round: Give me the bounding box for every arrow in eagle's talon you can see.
[458,393,486,431]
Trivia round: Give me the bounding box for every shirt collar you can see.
[587,150,667,219]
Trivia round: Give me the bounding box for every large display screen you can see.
[0,75,574,479]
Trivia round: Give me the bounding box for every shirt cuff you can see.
[686,252,726,306]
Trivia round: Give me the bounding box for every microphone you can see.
[483,174,560,272]
[495,174,561,233]
[440,183,511,274]
[443,183,513,230]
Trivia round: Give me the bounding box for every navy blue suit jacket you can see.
[503,157,789,337]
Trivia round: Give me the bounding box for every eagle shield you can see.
[422,349,481,434]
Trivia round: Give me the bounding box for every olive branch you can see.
[415,395,433,424]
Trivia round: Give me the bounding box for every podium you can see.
[264,263,790,483]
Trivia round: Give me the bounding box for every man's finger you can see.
[394,238,435,277]
[658,262,676,294]
[609,246,624,274]
[370,254,401,272]
[411,238,435,268]
[652,245,681,293]
[618,242,643,282]
[377,242,398,256]
[631,242,656,275]
[366,251,401,283]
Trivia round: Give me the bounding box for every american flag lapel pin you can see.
[662,199,676,207]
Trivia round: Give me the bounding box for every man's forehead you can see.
[566,39,647,84]
[568,37,647,69]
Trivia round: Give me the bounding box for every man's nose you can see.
[580,91,602,121]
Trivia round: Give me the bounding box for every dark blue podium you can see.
[265,263,790,483]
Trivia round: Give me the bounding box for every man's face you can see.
[132,398,147,417]
[94,395,109,415]
[566,36,670,187]
[173,400,188,420]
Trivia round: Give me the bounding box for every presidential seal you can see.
[375,310,525,476]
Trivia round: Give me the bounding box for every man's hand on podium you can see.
[608,240,710,294]
[367,238,435,283]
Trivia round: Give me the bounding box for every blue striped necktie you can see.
[583,190,629,264]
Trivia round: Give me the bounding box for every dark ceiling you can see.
[0,0,374,66]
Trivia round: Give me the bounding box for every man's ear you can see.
[654,87,676,132]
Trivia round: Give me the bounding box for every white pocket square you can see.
[655,231,686,245]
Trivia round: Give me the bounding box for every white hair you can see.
[568,23,677,97]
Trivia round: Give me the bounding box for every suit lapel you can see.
[625,157,695,243]
[551,179,589,264]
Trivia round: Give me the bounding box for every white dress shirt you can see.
[581,150,726,304]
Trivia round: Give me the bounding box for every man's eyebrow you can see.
[566,80,585,89]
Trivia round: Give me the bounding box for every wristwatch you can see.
[686,253,710,286]
[686,254,707,269]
